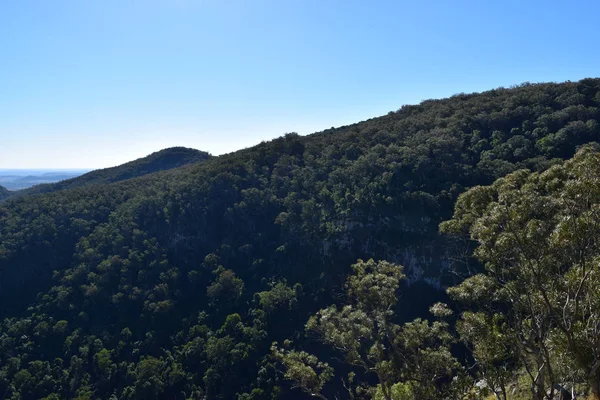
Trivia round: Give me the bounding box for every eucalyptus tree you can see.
[442,145,600,399]
[273,259,463,400]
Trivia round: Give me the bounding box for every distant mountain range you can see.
[0,170,89,190]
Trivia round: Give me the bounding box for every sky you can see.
[1,0,599,169]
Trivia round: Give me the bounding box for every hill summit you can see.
[8,147,211,198]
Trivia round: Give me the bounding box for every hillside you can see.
[0,185,9,200]
[6,147,211,199]
[0,79,599,399]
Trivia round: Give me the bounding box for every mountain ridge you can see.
[4,146,211,200]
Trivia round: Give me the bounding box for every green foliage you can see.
[256,281,298,314]
[207,268,245,308]
[0,185,10,200]
[278,259,462,400]
[0,79,599,398]
[271,342,333,399]
[443,144,600,398]
[373,382,414,400]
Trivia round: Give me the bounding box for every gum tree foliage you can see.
[274,259,462,400]
[442,145,600,399]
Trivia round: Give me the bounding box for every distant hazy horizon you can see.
[0,169,90,190]
[0,169,91,174]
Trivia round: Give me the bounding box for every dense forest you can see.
[0,186,9,201]
[1,78,600,399]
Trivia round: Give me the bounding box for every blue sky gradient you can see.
[1,0,599,168]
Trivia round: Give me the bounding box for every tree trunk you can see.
[589,365,600,400]
[532,374,545,400]
[590,378,600,400]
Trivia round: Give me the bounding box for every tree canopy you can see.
[0,79,600,399]
[442,144,600,399]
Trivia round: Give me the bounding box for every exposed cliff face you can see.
[319,216,448,285]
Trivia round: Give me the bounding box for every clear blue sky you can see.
[1,0,599,168]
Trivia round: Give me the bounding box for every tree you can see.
[132,356,165,399]
[206,267,245,308]
[275,259,462,400]
[271,341,333,400]
[442,144,600,399]
[256,281,298,314]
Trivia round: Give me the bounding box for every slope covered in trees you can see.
[0,79,599,399]
[440,145,600,399]
[5,147,211,200]
[0,185,9,200]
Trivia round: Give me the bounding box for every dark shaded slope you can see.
[0,79,599,399]
[0,185,9,200]
[8,146,211,198]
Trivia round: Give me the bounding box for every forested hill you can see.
[0,79,600,399]
[6,147,211,199]
[0,185,9,200]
